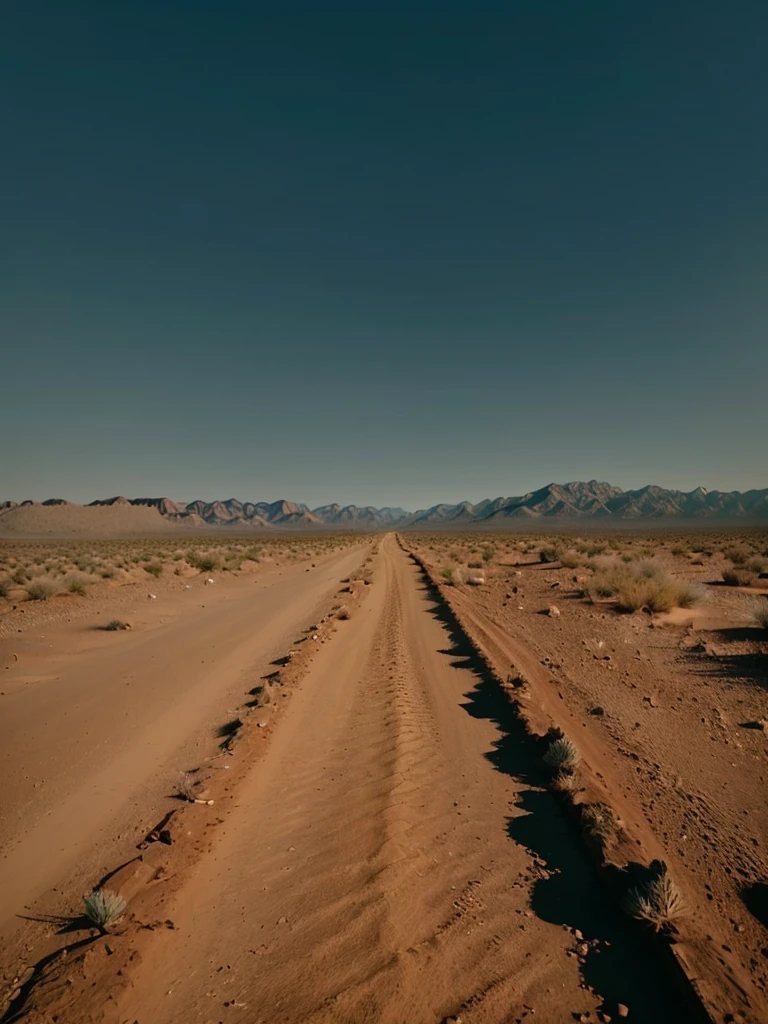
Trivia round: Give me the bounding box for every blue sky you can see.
[2,2,766,507]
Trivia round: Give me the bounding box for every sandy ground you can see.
[0,544,365,982]
[4,533,762,1022]
[103,536,683,1024]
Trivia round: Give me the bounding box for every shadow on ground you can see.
[410,557,689,1023]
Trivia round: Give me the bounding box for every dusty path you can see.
[0,545,365,946]
[116,536,684,1024]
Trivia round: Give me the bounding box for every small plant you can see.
[440,567,454,584]
[144,562,163,578]
[482,546,495,564]
[559,549,582,569]
[104,619,131,631]
[539,546,559,564]
[722,567,756,587]
[65,575,87,595]
[543,736,580,773]
[83,888,127,930]
[26,577,59,601]
[581,803,619,849]
[0,578,10,598]
[551,769,578,793]
[623,868,685,932]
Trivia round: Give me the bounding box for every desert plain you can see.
[0,511,767,1024]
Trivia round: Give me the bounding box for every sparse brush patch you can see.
[722,567,756,587]
[65,575,87,595]
[543,736,580,773]
[746,555,768,575]
[104,619,131,631]
[622,868,685,932]
[467,560,483,569]
[581,803,619,849]
[440,566,455,584]
[144,561,162,578]
[559,549,582,569]
[539,546,560,564]
[482,546,495,564]
[586,561,704,613]
[191,555,219,572]
[752,601,768,630]
[0,578,10,598]
[26,577,59,601]
[12,567,29,585]
[83,888,126,930]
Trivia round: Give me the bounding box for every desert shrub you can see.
[722,567,756,587]
[0,578,10,598]
[482,546,495,564]
[467,560,483,569]
[440,567,454,584]
[192,555,219,572]
[539,546,559,564]
[65,575,87,595]
[622,868,685,932]
[12,567,29,585]
[752,601,768,630]
[83,888,126,929]
[144,562,163,578]
[581,803,619,848]
[104,619,130,631]
[551,769,579,793]
[586,561,704,612]
[559,549,582,569]
[724,544,751,565]
[746,555,768,575]
[543,736,580,773]
[671,547,688,557]
[26,577,59,601]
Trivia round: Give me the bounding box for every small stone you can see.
[277,916,287,925]
[548,605,561,618]
[617,1005,629,1018]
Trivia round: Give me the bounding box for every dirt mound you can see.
[0,503,176,537]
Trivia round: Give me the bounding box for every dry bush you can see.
[623,868,685,932]
[581,803,619,849]
[65,574,87,595]
[104,619,131,631]
[586,561,704,613]
[559,549,582,569]
[0,577,10,598]
[26,577,59,601]
[722,566,756,587]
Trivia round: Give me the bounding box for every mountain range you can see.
[2,482,768,528]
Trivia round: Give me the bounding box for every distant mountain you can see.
[3,482,768,530]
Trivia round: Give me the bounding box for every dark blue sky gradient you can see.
[3,2,767,506]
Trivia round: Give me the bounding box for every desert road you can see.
[109,536,682,1024]
[0,545,366,940]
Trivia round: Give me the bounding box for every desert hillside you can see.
[0,503,177,537]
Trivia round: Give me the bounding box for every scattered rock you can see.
[617,1005,629,1018]
[588,706,605,716]
[547,605,561,618]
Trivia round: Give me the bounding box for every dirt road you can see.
[0,545,366,943]
[115,536,683,1024]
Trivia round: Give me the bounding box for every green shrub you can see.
[144,562,163,578]
[83,888,126,929]
[543,736,580,772]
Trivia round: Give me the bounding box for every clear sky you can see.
[3,2,767,508]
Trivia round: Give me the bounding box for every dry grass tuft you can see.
[585,560,704,612]
[623,868,685,932]
[543,736,580,773]
[83,888,126,929]
[26,577,59,601]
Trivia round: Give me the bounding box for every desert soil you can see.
[2,532,765,1023]
[0,543,366,985]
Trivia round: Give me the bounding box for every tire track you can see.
[114,536,680,1024]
